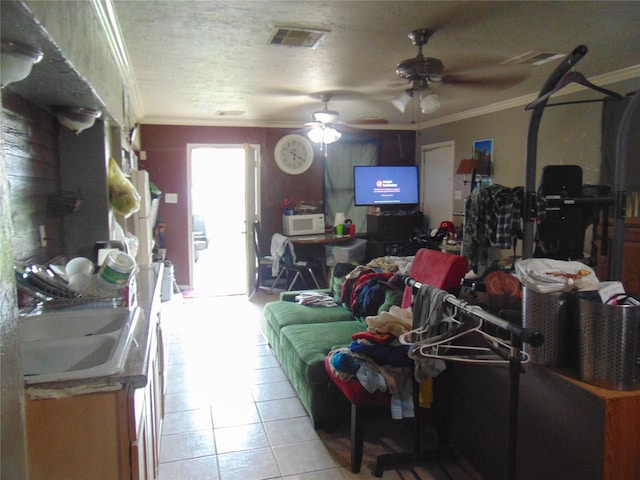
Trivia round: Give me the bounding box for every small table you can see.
[289,234,357,287]
[289,234,355,245]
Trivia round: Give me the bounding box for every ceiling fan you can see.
[305,94,343,147]
[392,28,527,114]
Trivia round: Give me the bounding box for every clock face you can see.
[274,134,314,175]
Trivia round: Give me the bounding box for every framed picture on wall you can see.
[473,138,493,185]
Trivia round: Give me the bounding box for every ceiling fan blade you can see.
[346,117,389,126]
[439,70,529,89]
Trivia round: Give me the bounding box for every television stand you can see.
[366,213,424,258]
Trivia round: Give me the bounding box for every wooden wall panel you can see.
[2,91,63,264]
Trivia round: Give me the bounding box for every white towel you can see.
[270,233,290,277]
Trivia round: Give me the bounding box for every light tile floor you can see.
[158,291,480,480]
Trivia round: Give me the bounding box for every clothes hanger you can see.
[416,343,529,365]
[415,327,530,365]
[397,305,464,346]
[526,70,623,110]
[405,314,482,349]
[410,315,530,365]
[399,297,489,347]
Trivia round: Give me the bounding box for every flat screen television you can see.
[353,165,419,206]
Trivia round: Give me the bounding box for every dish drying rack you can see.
[17,271,137,312]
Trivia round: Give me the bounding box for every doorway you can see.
[189,146,247,296]
[421,141,455,229]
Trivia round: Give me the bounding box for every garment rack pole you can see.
[610,89,640,279]
[523,44,588,258]
[523,43,630,279]
[379,275,545,480]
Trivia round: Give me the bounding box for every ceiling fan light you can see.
[307,125,325,143]
[322,126,341,144]
[420,93,441,114]
[313,110,339,124]
[391,90,413,113]
[1,40,43,88]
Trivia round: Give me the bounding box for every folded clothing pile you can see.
[328,305,416,419]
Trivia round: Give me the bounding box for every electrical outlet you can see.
[165,193,178,204]
[140,150,147,160]
[39,225,47,247]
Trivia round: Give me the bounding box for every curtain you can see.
[324,140,380,234]
[600,94,639,190]
[601,93,640,218]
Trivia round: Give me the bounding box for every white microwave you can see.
[282,214,325,236]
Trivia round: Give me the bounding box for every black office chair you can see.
[269,233,320,294]
[253,221,275,290]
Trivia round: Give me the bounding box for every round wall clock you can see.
[274,134,314,175]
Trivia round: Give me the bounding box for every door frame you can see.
[186,143,261,292]
[420,141,455,229]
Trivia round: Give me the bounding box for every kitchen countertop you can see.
[24,263,164,400]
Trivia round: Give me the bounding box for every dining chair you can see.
[269,233,320,293]
[253,221,275,290]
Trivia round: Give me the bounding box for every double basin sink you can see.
[19,306,140,384]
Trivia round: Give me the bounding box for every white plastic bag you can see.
[515,258,599,294]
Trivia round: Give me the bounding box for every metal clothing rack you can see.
[522,44,635,280]
[374,275,544,480]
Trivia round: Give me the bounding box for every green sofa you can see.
[262,248,468,428]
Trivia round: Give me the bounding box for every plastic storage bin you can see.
[577,297,640,390]
[325,238,367,266]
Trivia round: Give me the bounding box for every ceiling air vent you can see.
[502,50,566,66]
[267,26,329,49]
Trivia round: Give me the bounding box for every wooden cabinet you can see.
[26,315,165,480]
[442,363,640,480]
[594,217,640,297]
[26,269,166,480]
[130,314,165,480]
[26,390,131,480]
[557,373,640,480]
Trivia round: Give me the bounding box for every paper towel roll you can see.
[334,212,346,227]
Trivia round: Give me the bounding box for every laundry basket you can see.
[577,297,640,390]
[523,287,573,366]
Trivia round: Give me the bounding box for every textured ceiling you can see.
[110,1,640,128]
[4,1,640,130]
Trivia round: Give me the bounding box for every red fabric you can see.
[326,248,467,409]
[439,221,455,233]
[401,248,468,308]
[351,331,394,344]
[324,357,390,406]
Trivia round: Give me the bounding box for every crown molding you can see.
[90,9,640,134]
[418,64,640,129]
[90,0,144,124]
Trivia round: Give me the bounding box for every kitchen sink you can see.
[20,307,140,384]
[19,307,134,342]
